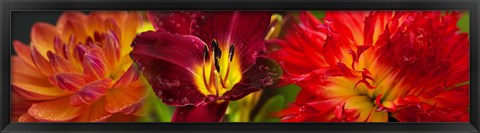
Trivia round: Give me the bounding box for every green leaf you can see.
[275,84,301,103]
[253,95,285,122]
[310,10,325,19]
[458,12,469,33]
[138,84,174,122]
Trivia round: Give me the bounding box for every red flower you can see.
[270,11,469,122]
[130,11,280,122]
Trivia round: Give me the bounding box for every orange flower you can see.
[271,11,469,122]
[12,11,148,122]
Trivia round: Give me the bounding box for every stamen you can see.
[212,39,222,59]
[203,45,210,61]
[202,45,211,92]
[222,45,235,86]
[214,58,221,72]
[229,45,235,62]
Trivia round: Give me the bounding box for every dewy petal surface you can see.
[28,96,86,122]
[172,101,229,122]
[223,57,281,100]
[130,31,206,106]
[147,11,202,35]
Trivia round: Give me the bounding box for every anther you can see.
[229,45,235,62]
[212,39,222,59]
[203,45,210,61]
[214,57,221,72]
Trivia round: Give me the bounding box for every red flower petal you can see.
[172,101,229,122]
[130,31,207,106]
[147,11,203,35]
[222,57,281,100]
[193,11,272,70]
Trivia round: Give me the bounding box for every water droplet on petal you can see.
[157,90,163,96]
[176,24,181,27]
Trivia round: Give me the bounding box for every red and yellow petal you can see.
[70,78,112,106]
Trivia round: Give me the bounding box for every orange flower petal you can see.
[56,12,87,32]
[59,20,88,43]
[13,40,35,67]
[112,64,139,88]
[49,73,88,92]
[28,96,86,122]
[107,113,138,122]
[103,31,121,69]
[105,81,146,113]
[47,51,78,73]
[119,12,141,56]
[12,57,70,101]
[31,45,54,76]
[18,113,39,122]
[11,56,50,87]
[86,12,106,35]
[70,78,112,106]
[73,98,112,122]
[31,22,58,59]
[12,83,70,101]
[82,46,109,79]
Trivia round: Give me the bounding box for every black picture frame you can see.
[1,0,479,133]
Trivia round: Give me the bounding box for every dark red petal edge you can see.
[172,101,229,122]
[222,57,282,100]
[130,31,206,106]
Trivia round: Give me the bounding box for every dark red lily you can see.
[130,11,279,122]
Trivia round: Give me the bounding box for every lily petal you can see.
[222,57,281,100]
[28,96,86,122]
[147,11,202,35]
[193,11,272,71]
[130,31,206,106]
[172,101,229,122]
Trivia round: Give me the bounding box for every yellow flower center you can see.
[194,39,242,97]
